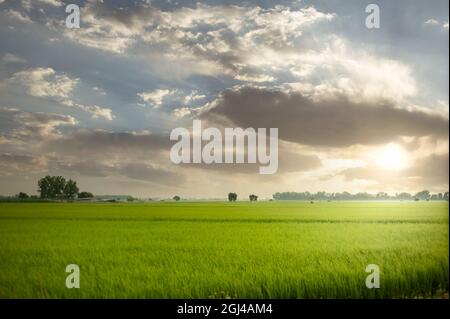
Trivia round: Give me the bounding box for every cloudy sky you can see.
[0,0,448,198]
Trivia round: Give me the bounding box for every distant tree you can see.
[354,192,373,200]
[376,192,389,200]
[173,195,181,201]
[396,192,412,200]
[414,190,430,201]
[38,176,66,199]
[38,176,83,199]
[52,176,66,199]
[16,192,29,199]
[271,190,443,201]
[249,194,258,201]
[334,192,352,200]
[273,192,313,200]
[228,192,237,202]
[78,191,94,199]
[315,191,330,200]
[64,179,79,199]
[127,196,135,202]
[38,176,53,199]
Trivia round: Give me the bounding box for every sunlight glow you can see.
[374,143,409,170]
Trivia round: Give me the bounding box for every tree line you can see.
[5,176,94,200]
[226,193,258,202]
[272,191,449,201]
[37,176,94,199]
[5,177,449,202]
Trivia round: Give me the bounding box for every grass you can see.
[0,201,448,298]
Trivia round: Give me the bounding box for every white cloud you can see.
[7,68,113,120]
[77,104,114,121]
[283,37,417,104]
[9,67,78,99]
[138,89,173,107]
[20,0,62,10]
[92,86,107,95]
[57,2,335,73]
[37,0,62,7]
[184,91,206,104]
[234,73,276,83]
[0,107,77,143]
[172,107,192,118]
[4,9,32,23]
[425,18,449,31]
[425,18,439,25]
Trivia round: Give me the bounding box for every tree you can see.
[173,195,181,201]
[228,192,237,202]
[78,191,94,199]
[52,176,66,199]
[16,192,29,199]
[38,175,53,199]
[249,194,258,201]
[64,179,79,199]
[38,176,82,199]
[271,190,448,201]
[396,192,412,200]
[414,190,430,201]
[376,192,389,200]
[127,196,135,202]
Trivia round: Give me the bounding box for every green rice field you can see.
[0,201,448,298]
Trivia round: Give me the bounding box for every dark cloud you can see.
[84,1,162,28]
[200,87,449,147]
[182,144,321,175]
[0,153,46,172]
[0,107,76,141]
[45,129,320,177]
[55,159,184,186]
[0,122,185,186]
[45,130,171,157]
[118,163,184,186]
[405,153,449,186]
[41,130,185,186]
[55,160,112,177]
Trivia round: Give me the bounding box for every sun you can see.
[374,143,409,170]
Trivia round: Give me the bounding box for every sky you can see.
[0,0,448,198]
